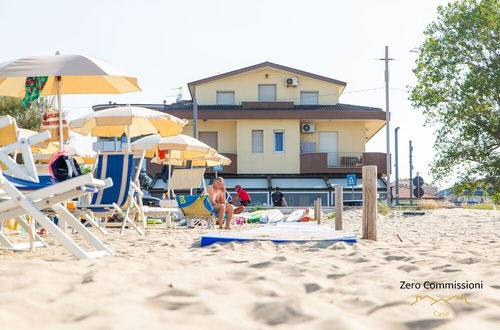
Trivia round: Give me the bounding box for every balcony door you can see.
[319,132,338,167]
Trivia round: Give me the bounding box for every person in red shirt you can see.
[234,185,251,214]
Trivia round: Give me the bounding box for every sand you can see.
[0,208,499,330]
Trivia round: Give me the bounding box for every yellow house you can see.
[94,62,388,206]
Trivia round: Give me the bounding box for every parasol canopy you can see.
[0,54,140,96]
[70,106,187,139]
[130,134,217,160]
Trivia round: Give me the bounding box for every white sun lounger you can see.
[0,171,114,259]
[0,115,113,259]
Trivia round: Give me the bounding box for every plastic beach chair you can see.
[176,195,217,228]
[0,170,113,259]
[0,115,113,259]
[0,115,50,183]
[76,152,145,235]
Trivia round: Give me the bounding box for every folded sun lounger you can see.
[76,152,145,235]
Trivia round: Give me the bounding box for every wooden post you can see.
[313,199,318,222]
[362,165,377,240]
[317,198,322,224]
[335,186,343,230]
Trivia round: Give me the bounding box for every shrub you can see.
[464,202,496,210]
[419,200,440,210]
[377,201,392,215]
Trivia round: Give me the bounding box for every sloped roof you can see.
[187,61,347,97]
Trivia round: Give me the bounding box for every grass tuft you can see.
[377,201,392,215]
[464,202,496,210]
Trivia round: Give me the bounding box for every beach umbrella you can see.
[190,154,232,167]
[132,134,219,195]
[70,106,187,151]
[131,134,218,159]
[0,53,141,150]
[17,128,51,150]
[33,143,97,165]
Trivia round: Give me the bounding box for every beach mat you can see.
[200,223,357,247]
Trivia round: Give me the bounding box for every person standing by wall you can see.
[271,187,287,207]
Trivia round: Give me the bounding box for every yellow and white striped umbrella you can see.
[131,134,218,159]
[70,106,187,138]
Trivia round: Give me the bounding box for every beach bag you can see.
[39,109,69,142]
[50,153,82,182]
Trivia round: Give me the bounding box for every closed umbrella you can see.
[70,106,187,151]
[0,53,141,150]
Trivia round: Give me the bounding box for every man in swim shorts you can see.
[205,177,234,229]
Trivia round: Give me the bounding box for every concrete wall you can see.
[194,68,342,105]
[236,119,301,174]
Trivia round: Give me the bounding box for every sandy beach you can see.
[0,208,499,330]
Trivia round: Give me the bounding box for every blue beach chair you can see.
[176,195,217,228]
[76,152,145,235]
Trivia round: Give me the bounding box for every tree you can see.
[410,0,500,202]
[0,96,51,130]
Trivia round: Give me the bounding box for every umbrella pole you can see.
[56,76,64,151]
[167,151,172,199]
[126,125,131,152]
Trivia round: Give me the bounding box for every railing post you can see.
[362,165,377,240]
[335,186,343,230]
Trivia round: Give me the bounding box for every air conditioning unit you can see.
[285,77,299,87]
[301,123,315,133]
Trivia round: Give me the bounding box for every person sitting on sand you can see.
[233,184,251,214]
[205,177,234,230]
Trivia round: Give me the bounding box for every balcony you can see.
[300,152,387,175]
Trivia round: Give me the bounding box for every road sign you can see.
[347,174,357,187]
[413,176,424,187]
[413,187,424,198]
[213,165,223,172]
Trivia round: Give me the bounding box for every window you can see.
[258,84,276,101]
[301,91,319,105]
[274,131,284,152]
[198,131,218,150]
[216,91,235,105]
[252,130,264,153]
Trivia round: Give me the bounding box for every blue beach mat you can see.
[200,222,357,247]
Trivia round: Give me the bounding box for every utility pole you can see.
[379,46,394,204]
[409,140,413,205]
[394,127,400,205]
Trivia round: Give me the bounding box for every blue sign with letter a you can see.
[346,174,357,187]
[213,165,223,172]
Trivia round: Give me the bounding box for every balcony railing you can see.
[300,152,387,174]
[326,152,363,168]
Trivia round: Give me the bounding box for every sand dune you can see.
[0,208,499,329]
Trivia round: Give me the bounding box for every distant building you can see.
[437,187,493,205]
[394,185,443,204]
[93,62,389,206]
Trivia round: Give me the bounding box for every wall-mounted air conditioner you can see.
[301,123,315,133]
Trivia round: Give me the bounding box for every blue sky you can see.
[0,0,451,186]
